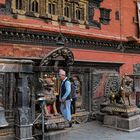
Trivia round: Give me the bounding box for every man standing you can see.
[59,69,72,126]
[70,77,77,114]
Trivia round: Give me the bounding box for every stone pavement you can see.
[68,121,140,140]
[1,120,140,140]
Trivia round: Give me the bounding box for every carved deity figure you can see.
[72,76,81,109]
[39,74,58,117]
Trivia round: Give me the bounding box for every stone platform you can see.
[33,129,70,140]
[0,111,89,139]
[32,110,89,139]
[44,129,70,140]
[103,115,140,132]
[99,104,140,132]
[72,111,89,124]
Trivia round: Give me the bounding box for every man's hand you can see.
[60,99,65,103]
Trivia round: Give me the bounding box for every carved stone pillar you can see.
[5,0,12,12]
[0,74,8,128]
[11,0,16,10]
[40,0,46,16]
[22,0,26,11]
[0,59,33,140]
[58,0,63,16]
[15,65,33,140]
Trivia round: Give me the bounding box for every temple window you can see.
[16,0,22,10]
[63,0,87,23]
[48,3,56,15]
[115,11,120,20]
[13,0,88,23]
[76,8,84,20]
[31,0,39,13]
[63,1,73,20]
[64,6,70,18]
[100,8,111,25]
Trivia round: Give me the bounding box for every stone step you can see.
[103,114,140,132]
[34,111,89,131]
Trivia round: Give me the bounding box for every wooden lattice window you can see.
[31,0,39,13]
[16,0,22,10]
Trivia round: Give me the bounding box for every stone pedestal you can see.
[15,107,33,140]
[100,103,140,131]
[15,125,33,140]
[0,107,8,127]
[45,129,69,140]
[101,104,140,117]
[104,115,140,132]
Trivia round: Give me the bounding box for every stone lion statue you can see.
[109,74,133,106]
[39,74,58,117]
